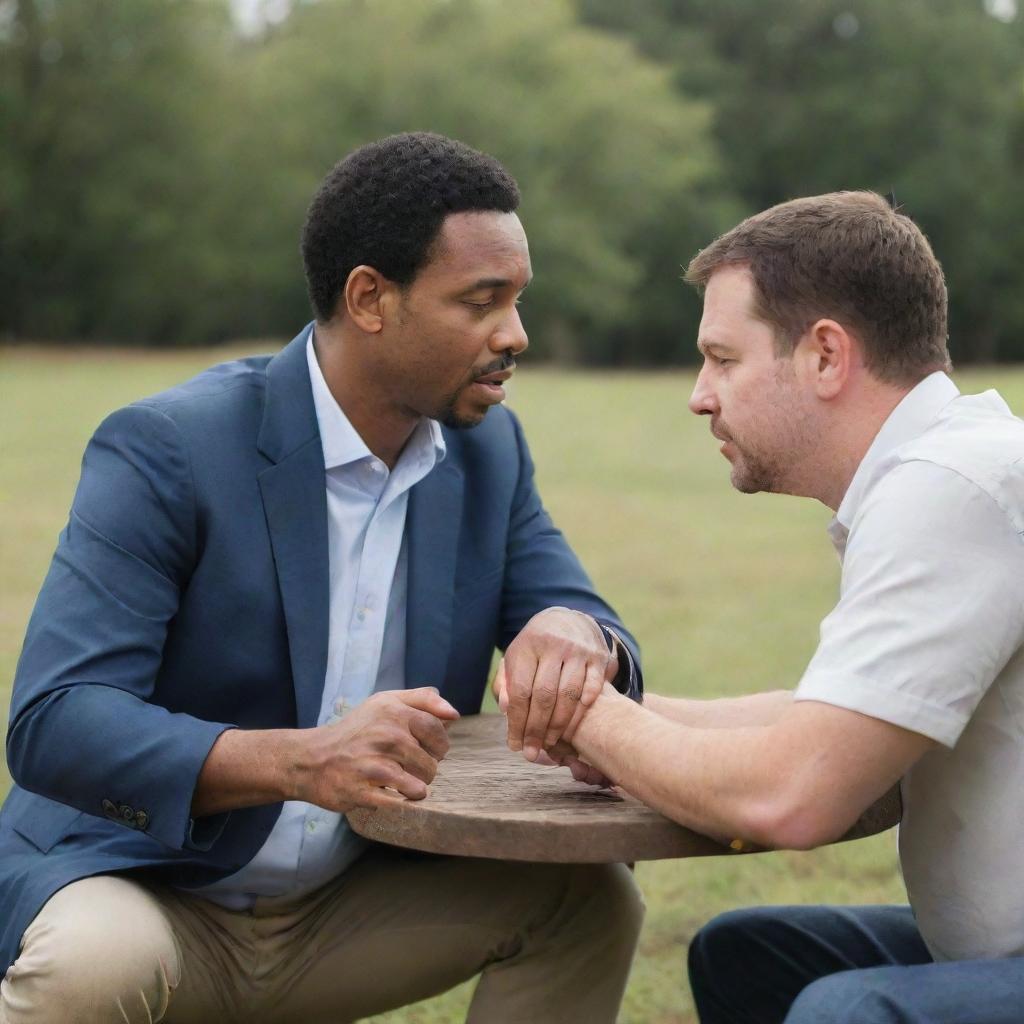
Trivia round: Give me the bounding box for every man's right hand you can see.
[291,688,460,812]
[191,688,459,819]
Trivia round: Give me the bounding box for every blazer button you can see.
[119,804,135,824]
[102,799,118,820]
[134,810,150,831]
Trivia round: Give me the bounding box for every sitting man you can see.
[0,132,644,1024]
[508,191,1024,1023]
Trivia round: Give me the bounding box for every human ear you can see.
[343,265,389,334]
[798,319,852,400]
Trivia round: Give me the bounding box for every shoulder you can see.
[87,353,273,456]
[848,459,1024,573]
[889,393,1024,537]
[130,353,273,438]
[81,354,276,495]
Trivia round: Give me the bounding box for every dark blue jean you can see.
[688,905,1024,1024]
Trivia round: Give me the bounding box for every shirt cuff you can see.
[597,624,642,703]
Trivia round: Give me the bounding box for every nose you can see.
[688,364,719,417]
[491,305,529,357]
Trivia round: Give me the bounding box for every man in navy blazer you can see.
[0,134,643,1023]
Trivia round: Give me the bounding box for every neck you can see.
[814,380,912,512]
[313,322,418,469]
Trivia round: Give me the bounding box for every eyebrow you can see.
[697,338,735,356]
[462,275,533,292]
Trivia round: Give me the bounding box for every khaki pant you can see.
[0,848,643,1024]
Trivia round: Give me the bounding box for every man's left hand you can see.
[536,739,617,788]
[499,607,617,761]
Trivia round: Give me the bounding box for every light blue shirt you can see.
[195,327,445,908]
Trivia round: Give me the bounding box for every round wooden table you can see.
[346,715,901,863]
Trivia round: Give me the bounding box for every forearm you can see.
[194,688,458,818]
[572,687,918,851]
[192,727,304,818]
[643,690,792,728]
[571,688,801,847]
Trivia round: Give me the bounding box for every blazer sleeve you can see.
[6,403,234,851]
[497,411,643,697]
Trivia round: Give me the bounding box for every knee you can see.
[688,907,770,989]
[3,878,179,1023]
[572,863,646,941]
[787,972,906,1024]
[689,907,804,1022]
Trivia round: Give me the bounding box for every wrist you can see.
[192,726,305,818]
[274,728,315,804]
[576,682,629,746]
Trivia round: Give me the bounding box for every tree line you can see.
[2,0,1022,364]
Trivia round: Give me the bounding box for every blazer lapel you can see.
[405,457,464,692]
[257,327,330,730]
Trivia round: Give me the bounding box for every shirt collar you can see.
[305,327,446,471]
[831,371,960,541]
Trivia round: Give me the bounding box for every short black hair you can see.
[301,132,521,322]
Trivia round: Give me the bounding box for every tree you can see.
[210,0,727,362]
[581,0,1024,362]
[0,0,236,343]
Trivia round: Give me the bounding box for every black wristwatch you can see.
[597,623,642,702]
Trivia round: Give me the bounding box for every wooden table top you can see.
[347,714,900,863]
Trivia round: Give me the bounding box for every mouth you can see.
[710,423,734,457]
[469,367,514,404]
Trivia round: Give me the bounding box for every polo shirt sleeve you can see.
[794,460,1024,748]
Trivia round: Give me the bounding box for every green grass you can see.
[4,345,1024,1023]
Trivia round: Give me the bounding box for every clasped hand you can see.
[496,607,618,773]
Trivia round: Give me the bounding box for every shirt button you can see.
[306,820,317,834]
[334,699,350,716]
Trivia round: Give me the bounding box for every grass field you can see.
[3,345,1024,1023]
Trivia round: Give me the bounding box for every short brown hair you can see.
[685,191,950,384]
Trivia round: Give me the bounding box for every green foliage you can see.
[0,0,236,343]
[580,0,1024,362]
[1,0,723,359]
[208,0,725,361]
[2,0,1023,362]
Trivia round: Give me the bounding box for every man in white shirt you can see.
[517,191,1024,1022]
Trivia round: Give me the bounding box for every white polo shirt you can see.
[794,371,1024,961]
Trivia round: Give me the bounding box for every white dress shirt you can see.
[794,371,1024,960]
[196,327,445,909]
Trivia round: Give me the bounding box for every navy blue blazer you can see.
[0,327,640,976]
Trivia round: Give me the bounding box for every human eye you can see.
[463,298,494,311]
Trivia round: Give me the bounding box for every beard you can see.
[716,367,817,496]
[727,442,789,494]
[436,353,516,430]
[440,404,484,430]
